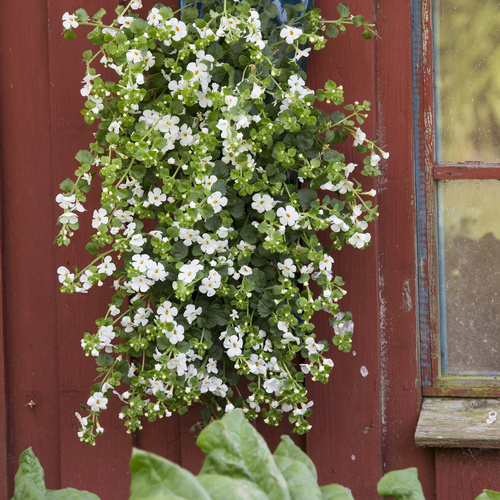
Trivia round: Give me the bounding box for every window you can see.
[414,0,500,447]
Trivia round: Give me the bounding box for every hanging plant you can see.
[56,0,385,445]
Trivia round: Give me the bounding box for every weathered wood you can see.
[435,448,500,500]
[306,1,384,497]
[416,398,500,448]
[376,0,437,496]
[434,165,500,180]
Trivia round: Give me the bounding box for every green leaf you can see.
[130,18,148,35]
[273,454,322,500]
[85,242,99,255]
[47,488,100,499]
[274,436,317,481]
[172,241,188,261]
[12,448,46,500]
[130,448,211,500]
[475,492,500,500]
[64,29,76,40]
[377,468,425,500]
[229,198,245,219]
[264,3,278,18]
[320,484,354,500]
[181,6,199,23]
[75,8,89,22]
[325,24,339,39]
[60,178,75,193]
[197,474,268,500]
[298,188,317,209]
[197,410,290,500]
[205,216,222,232]
[337,3,350,17]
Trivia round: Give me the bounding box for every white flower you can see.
[184,304,202,324]
[280,26,302,44]
[277,259,296,278]
[167,324,185,344]
[319,254,334,272]
[97,256,116,276]
[131,0,143,9]
[305,337,324,355]
[277,205,300,226]
[251,193,275,213]
[348,232,371,249]
[168,17,187,41]
[87,392,108,412]
[263,377,283,396]
[250,83,265,99]
[148,187,166,207]
[62,12,79,30]
[92,208,108,228]
[240,265,252,276]
[353,128,366,147]
[224,335,243,357]
[118,16,134,29]
[126,49,142,64]
[198,234,218,255]
[370,154,381,167]
[57,266,74,283]
[178,260,203,284]
[147,7,163,27]
[58,212,78,225]
[157,301,178,322]
[207,192,228,213]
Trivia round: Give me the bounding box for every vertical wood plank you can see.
[374,0,436,497]
[306,1,383,497]
[47,1,135,497]
[436,449,500,500]
[0,0,63,495]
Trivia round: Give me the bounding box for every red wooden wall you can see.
[0,0,498,499]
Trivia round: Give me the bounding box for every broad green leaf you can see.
[274,436,317,481]
[263,3,278,18]
[130,448,211,500]
[47,488,100,499]
[197,474,268,500]
[298,188,317,209]
[12,448,46,500]
[273,455,322,500]
[60,178,75,193]
[337,3,350,17]
[320,484,354,500]
[377,468,425,500]
[75,150,93,165]
[325,24,339,39]
[476,491,500,500]
[198,410,290,500]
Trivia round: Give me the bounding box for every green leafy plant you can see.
[11,448,99,500]
[56,0,387,444]
[12,411,500,499]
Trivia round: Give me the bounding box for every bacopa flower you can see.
[280,25,302,44]
[62,12,79,30]
[56,0,382,444]
[87,392,108,412]
[277,205,300,226]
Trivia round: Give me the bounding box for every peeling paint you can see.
[402,279,413,312]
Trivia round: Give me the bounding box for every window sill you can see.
[415,397,500,448]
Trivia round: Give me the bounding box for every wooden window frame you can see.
[414,0,500,399]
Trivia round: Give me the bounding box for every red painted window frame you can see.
[415,0,500,398]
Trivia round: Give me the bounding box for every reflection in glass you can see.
[435,0,500,163]
[439,180,500,375]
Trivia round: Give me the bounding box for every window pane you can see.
[435,0,500,164]
[439,180,500,375]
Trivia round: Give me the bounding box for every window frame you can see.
[414,0,500,398]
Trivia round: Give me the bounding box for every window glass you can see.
[435,0,500,164]
[438,179,500,375]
